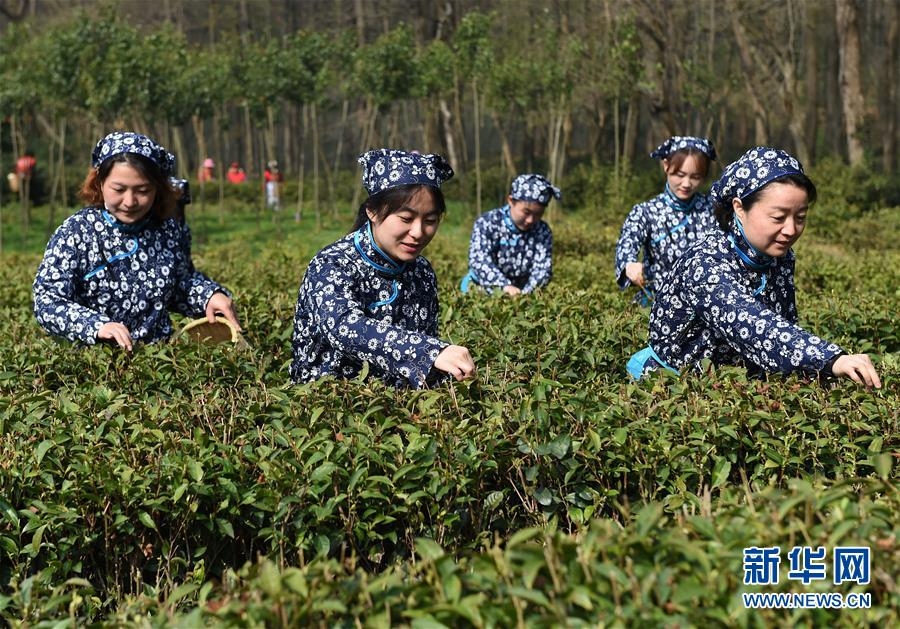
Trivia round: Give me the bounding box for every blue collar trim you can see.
[663,182,698,213]
[353,221,407,277]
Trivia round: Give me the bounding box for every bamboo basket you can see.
[179,316,248,348]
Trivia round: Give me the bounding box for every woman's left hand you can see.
[205,292,242,331]
[832,354,882,388]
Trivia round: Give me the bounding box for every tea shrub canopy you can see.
[0,199,897,626]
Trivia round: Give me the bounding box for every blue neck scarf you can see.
[663,182,698,213]
[102,209,151,234]
[728,215,775,271]
[500,205,523,246]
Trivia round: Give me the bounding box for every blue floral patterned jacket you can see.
[291,226,448,388]
[615,189,717,293]
[33,207,228,344]
[647,227,844,375]
[466,205,552,292]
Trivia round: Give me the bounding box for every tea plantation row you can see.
[0,207,897,627]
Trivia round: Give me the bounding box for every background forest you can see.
[1,0,899,222]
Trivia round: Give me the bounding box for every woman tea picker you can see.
[460,173,560,295]
[615,136,718,305]
[33,131,240,351]
[291,149,476,388]
[628,146,881,388]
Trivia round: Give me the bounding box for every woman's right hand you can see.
[625,262,645,287]
[434,345,476,381]
[832,354,882,388]
[98,322,134,351]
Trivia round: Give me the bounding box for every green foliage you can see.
[452,10,496,80]
[353,24,419,108]
[415,40,455,100]
[0,203,897,625]
[281,30,333,105]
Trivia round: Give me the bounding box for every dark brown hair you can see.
[664,148,712,177]
[351,184,447,232]
[80,152,177,221]
[713,173,818,230]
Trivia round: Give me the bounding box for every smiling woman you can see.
[290,148,475,389]
[614,136,718,305]
[628,146,881,389]
[32,131,241,351]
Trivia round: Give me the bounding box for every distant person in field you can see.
[291,148,476,388]
[264,160,283,211]
[460,173,560,295]
[226,161,246,184]
[198,157,215,182]
[628,146,881,388]
[15,149,37,203]
[33,131,240,351]
[615,136,718,305]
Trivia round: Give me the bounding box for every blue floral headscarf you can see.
[710,147,805,207]
[92,131,176,177]
[358,149,454,196]
[650,136,717,161]
[509,173,561,205]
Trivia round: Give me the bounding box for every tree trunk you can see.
[214,109,225,220]
[490,111,517,179]
[312,101,321,225]
[331,99,350,205]
[191,114,209,217]
[297,103,307,223]
[50,118,67,235]
[804,3,819,165]
[882,1,898,173]
[472,82,482,218]
[729,8,769,145]
[452,76,467,171]
[243,103,254,179]
[438,99,459,175]
[351,98,379,213]
[834,0,865,165]
[623,94,639,165]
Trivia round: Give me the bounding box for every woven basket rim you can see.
[179,316,241,342]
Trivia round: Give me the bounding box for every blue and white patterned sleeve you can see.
[169,221,230,316]
[468,215,511,288]
[33,223,110,344]
[306,259,448,387]
[614,203,647,288]
[685,254,843,373]
[523,225,552,293]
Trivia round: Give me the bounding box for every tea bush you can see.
[0,200,897,626]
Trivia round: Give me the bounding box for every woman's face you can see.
[367,186,441,263]
[734,181,809,257]
[508,198,546,231]
[663,154,707,201]
[101,162,156,224]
